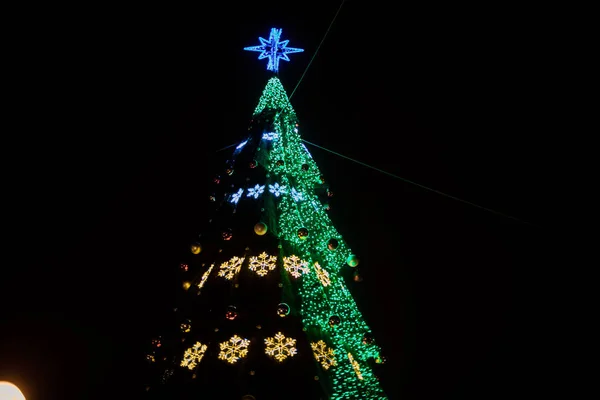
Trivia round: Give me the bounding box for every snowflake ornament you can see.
[230,188,244,204]
[218,335,250,364]
[218,256,245,280]
[249,252,277,277]
[268,182,287,197]
[197,263,214,290]
[247,184,265,199]
[180,341,208,370]
[313,262,331,287]
[283,255,309,278]
[348,353,363,380]
[290,187,304,201]
[264,332,297,362]
[310,340,337,370]
[262,132,278,140]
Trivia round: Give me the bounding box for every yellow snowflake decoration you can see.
[218,334,250,364]
[310,340,337,370]
[197,263,214,289]
[218,256,245,280]
[180,341,208,370]
[249,251,277,277]
[264,332,298,362]
[313,262,331,287]
[283,254,309,278]
[347,353,363,380]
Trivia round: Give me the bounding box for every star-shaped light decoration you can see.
[244,28,304,73]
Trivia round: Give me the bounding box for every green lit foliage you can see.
[252,77,387,399]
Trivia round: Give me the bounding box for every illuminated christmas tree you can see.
[143,28,388,400]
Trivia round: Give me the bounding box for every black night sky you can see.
[0,2,576,400]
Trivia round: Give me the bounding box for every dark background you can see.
[0,1,577,399]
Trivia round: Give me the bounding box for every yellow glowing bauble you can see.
[182,281,191,290]
[253,222,268,236]
[0,381,26,400]
[190,243,202,254]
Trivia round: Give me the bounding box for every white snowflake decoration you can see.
[230,188,244,204]
[268,182,287,197]
[180,341,208,370]
[262,132,279,140]
[283,255,309,278]
[310,340,337,370]
[218,335,250,364]
[313,262,331,287]
[218,256,245,280]
[249,252,277,277]
[290,187,304,201]
[247,184,265,199]
[264,332,297,362]
[197,263,214,290]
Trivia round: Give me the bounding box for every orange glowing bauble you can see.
[0,381,26,400]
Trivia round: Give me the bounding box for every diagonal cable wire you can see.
[289,0,347,100]
[301,139,537,227]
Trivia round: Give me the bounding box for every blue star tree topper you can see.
[244,28,304,73]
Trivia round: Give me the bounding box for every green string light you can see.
[254,76,387,399]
